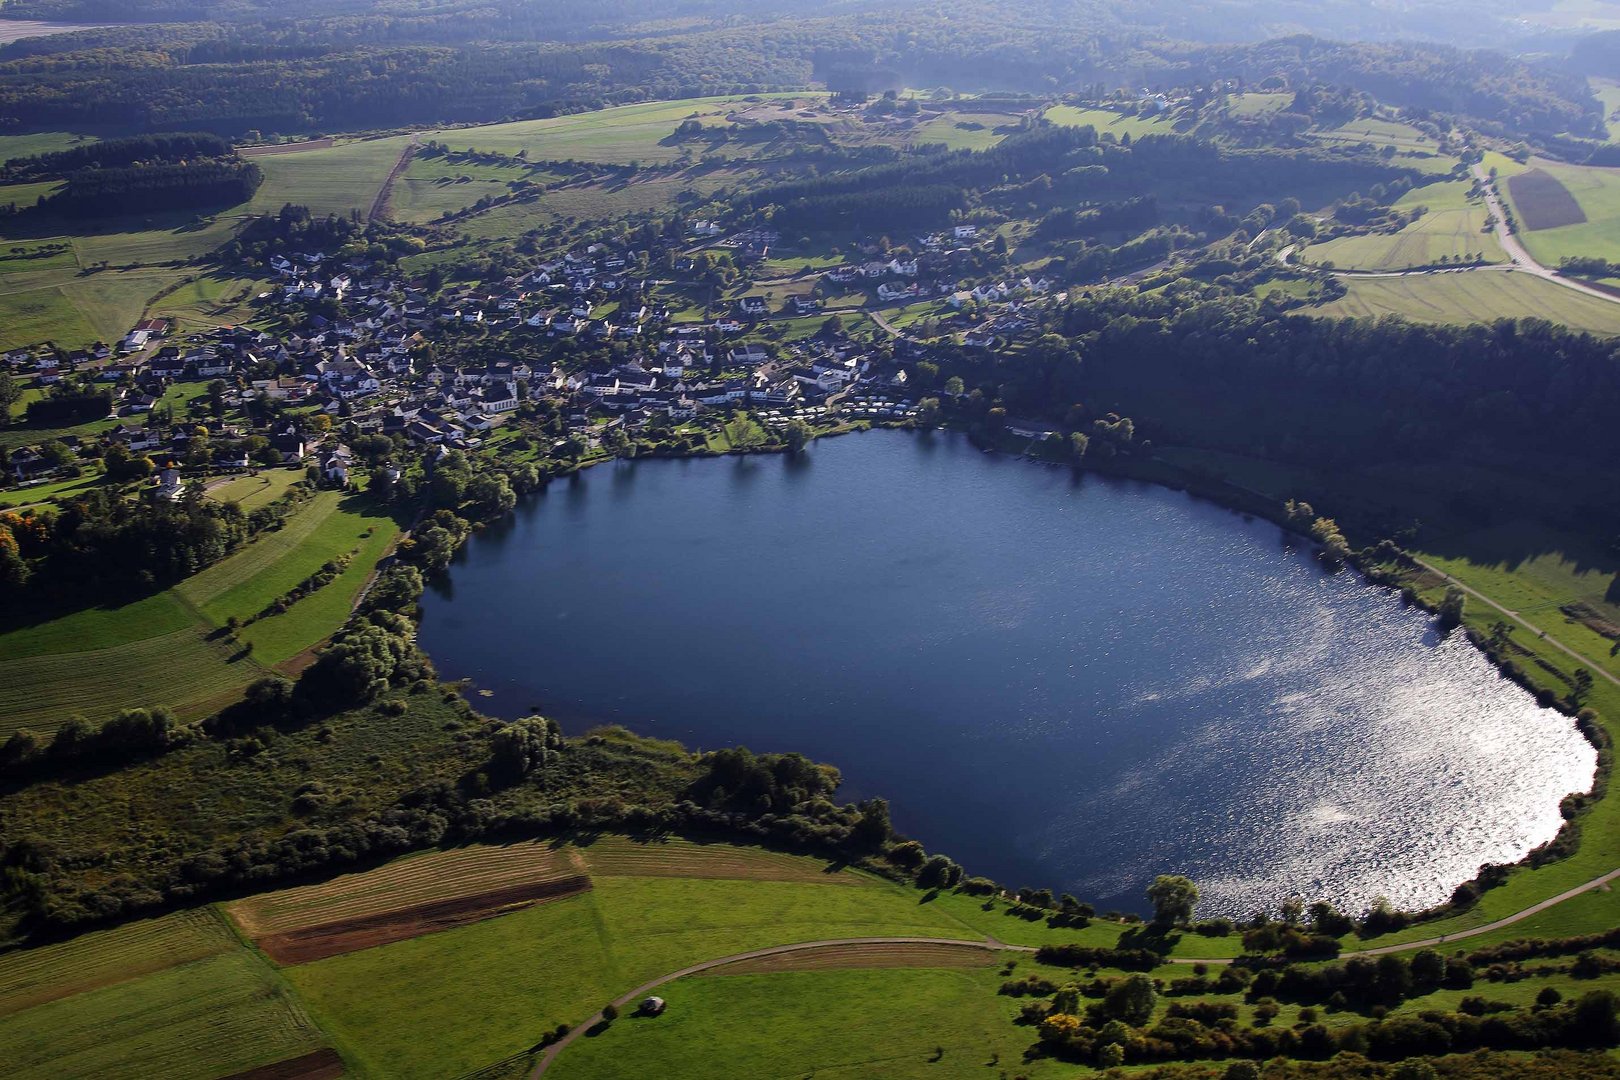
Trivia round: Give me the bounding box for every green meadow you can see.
[1311,268,1620,335]
[1306,178,1503,270]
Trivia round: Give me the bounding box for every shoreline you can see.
[419,420,1608,931]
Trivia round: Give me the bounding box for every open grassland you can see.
[0,950,329,1080]
[458,169,738,236]
[423,94,817,165]
[285,852,980,1079]
[206,468,310,511]
[0,130,96,163]
[0,279,97,348]
[227,841,581,938]
[0,237,78,274]
[579,834,864,883]
[0,623,261,735]
[1310,116,1457,175]
[249,136,411,220]
[1594,77,1620,141]
[1306,179,1503,269]
[1497,158,1620,265]
[700,940,996,975]
[0,179,63,209]
[0,265,188,350]
[547,967,1046,1080]
[1225,91,1293,117]
[905,110,1016,150]
[0,489,400,730]
[1045,103,1186,139]
[1311,268,1620,335]
[146,272,266,330]
[0,908,237,1016]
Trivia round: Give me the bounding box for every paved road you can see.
[1408,555,1620,690]
[528,936,998,1077]
[1470,164,1620,306]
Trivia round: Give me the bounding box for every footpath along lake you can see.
[418,430,1596,916]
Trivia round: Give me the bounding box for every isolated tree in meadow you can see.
[1146,874,1199,926]
[1103,973,1158,1025]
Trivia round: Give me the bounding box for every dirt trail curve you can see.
[529,865,1620,1076]
[368,134,420,223]
[528,937,998,1077]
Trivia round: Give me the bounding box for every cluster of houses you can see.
[5,219,1058,489]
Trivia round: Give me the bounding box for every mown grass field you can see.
[1496,157,1620,265]
[0,178,63,209]
[0,265,189,350]
[0,130,96,163]
[0,950,328,1080]
[0,488,402,732]
[1306,179,1503,269]
[1044,103,1185,139]
[145,272,266,331]
[249,136,411,220]
[0,908,238,1016]
[283,846,981,1079]
[424,94,818,165]
[227,841,581,937]
[1311,268,1620,334]
[205,468,310,511]
[549,967,1042,1080]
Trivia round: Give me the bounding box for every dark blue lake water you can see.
[418,430,1595,916]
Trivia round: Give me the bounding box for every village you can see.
[3,222,1058,494]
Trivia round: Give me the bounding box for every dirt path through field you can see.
[529,936,997,1076]
[369,135,421,222]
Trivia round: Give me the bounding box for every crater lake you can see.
[418,430,1597,916]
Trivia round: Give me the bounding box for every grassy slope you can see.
[1044,103,1185,140]
[1311,269,1620,335]
[1497,157,1620,265]
[548,967,1049,1080]
[1307,179,1504,269]
[0,489,402,732]
[283,864,980,1079]
[0,950,327,1080]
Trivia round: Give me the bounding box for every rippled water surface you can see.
[419,430,1595,915]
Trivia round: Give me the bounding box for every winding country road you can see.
[527,937,999,1076]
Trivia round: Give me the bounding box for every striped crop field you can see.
[0,623,261,735]
[0,908,238,1017]
[226,841,584,938]
[0,951,328,1080]
[578,835,863,883]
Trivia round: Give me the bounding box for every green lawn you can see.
[286,867,981,1079]
[548,967,1051,1080]
[0,131,96,164]
[0,908,238,1016]
[248,136,412,220]
[0,237,78,275]
[145,272,266,331]
[1226,91,1293,118]
[1496,157,1620,265]
[422,94,818,165]
[205,469,309,511]
[0,180,64,211]
[1044,103,1185,139]
[1312,268,1620,335]
[0,488,400,731]
[1306,179,1503,270]
[0,950,328,1080]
